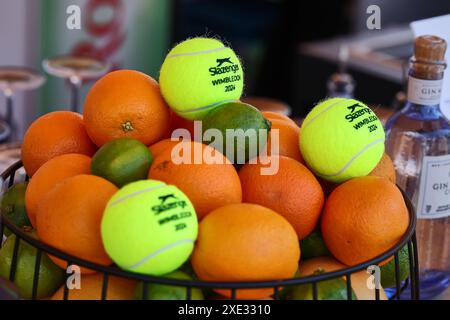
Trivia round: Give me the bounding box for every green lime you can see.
[0,230,65,299]
[287,269,357,300]
[380,245,410,288]
[202,102,271,163]
[135,270,204,300]
[0,182,31,236]
[300,229,330,260]
[91,138,153,187]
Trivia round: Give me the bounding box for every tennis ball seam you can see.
[107,184,166,207]
[125,238,194,270]
[174,99,240,114]
[318,138,385,178]
[302,99,346,129]
[168,46,226,58]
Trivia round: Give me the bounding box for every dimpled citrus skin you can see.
[160,37,244,120]
[83,70,170,147]
[22,111,96,176]
[369,153,396,183]
[262,111,298,127]
[192,203,300,299]
[36,175,118,272]
[321,176,409,266]
[101,180,198,276]
[149,139,185,159]
[25,153,91,227]
[265,118,304,163]
[239,156,324,240]
[300,98,385,183]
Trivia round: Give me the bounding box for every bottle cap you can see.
[414,35,447,64]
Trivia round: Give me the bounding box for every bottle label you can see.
[407,77,443,106]
[417,154,450,219]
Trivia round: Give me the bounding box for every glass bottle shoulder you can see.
[385,103,450,139]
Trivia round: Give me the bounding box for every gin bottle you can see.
[385,35,450,299]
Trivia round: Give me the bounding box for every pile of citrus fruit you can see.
[0,38,411,301]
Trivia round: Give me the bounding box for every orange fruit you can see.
[148,138,185,159]
[25,153,91,227]
[192,203,300,299]
[22,111,96,176]
[239,155,324,240]
[51,274,136,300]
[265,118,304,163]
[36,175,118,272]
[262,111,297,127]
[369,153,396,183]
[149,141,242,220]
[298,257,388,300]
[321,176,409,266]
[83,70,170,147]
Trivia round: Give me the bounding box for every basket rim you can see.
[0,160,417,289]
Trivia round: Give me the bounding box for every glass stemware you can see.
[42,56,110,113]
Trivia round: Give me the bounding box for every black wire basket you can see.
[0,161,420,300]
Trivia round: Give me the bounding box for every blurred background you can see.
[0,0,449,139]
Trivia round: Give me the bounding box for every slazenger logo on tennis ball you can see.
[151,194,188,215]
[345,103,380,132]
[209,57,240,76]
[345,103,373,122]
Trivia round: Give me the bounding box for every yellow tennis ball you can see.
[300,98,385,183]
[101,180,198,276]
[160,37,244,120]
